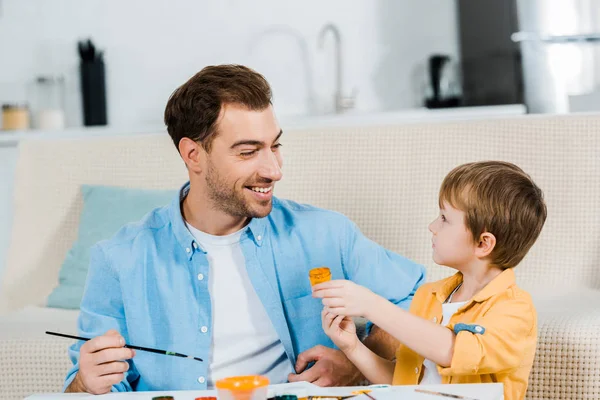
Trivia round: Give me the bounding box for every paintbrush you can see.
[45,331,203,362]
[414,388,479,400]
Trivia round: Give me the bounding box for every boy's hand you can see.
[313,279,377,318]
[321,308,359,354]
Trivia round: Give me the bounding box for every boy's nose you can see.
[428,220,436,234]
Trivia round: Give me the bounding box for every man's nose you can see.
[259,150,283,182]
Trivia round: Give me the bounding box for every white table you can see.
[26,382,504,400]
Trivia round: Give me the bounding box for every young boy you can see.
[313,161,547,400]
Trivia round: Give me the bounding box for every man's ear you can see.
[178,138,205,173]
[475,232,496,259]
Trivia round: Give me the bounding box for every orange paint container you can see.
[309,267,331,286]
[215,375,269,400]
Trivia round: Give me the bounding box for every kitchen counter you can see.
[283,104,527,129]
[0,125,165,147]
[0,105,526,146]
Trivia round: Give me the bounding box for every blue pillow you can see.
[47,185,176,309]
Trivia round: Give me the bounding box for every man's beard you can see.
[205,160,273,218]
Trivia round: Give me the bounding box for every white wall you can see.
[0,0,460,129]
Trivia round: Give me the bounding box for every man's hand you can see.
[65,329,135,394]
[287,345,363,386]
[312,280,379,318]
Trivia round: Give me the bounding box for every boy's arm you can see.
[368,293,537,374]
[291,216,424,386]
[340,218,425,341]
[369,295,456,367]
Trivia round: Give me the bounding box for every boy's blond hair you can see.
[439,161,547,269]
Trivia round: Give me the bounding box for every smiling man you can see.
[63,65,425,394]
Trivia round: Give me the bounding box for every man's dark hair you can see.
[164,64,272,152]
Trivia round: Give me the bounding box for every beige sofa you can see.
[1,114,599,399]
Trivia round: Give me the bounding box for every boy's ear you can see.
[475,232,496,258]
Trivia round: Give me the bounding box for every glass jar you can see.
[34,75,66,130]
[1,104,30,131]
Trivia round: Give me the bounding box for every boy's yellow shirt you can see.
[392,268,537,400]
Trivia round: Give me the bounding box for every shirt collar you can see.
[168,182,268,259]
[472,268,516,302]
[431,268,516,303]
[168,182,198,260]
[431,272,464,304]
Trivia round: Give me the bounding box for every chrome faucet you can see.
[318,23,356,113]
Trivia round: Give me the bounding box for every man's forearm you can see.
[346,341,395,384]
[64,373,86,393]
[362,324,399,360]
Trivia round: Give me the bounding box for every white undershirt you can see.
[420,300,468,385]
[186,223,293,388]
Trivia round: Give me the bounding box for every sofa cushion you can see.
[527,288,600,399]
[0,306,78,399]
[46,185,175,309]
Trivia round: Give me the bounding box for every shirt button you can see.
[197,273,204,281]
[185,247,191,253]
[257,235,262,241]
[201,326,208,333]
[415,367,419,374]
[193,242,198,249]
[198,376,205,384]
[475,326,483,333]
[433,317,437,323]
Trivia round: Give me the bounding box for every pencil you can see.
[45,331,203,362]
[414,388,480,400]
